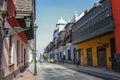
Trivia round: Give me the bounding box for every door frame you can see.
[97,46,107,67]
[87,48,92,66]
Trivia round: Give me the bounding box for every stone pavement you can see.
[56,62,120,80]
[13,61,120,80]
[13,62,38,80]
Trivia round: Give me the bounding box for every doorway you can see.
[110,38,116,69]
[57,53,59,59]
[97,46,107,67]
[68,50,71,61]
[78,49,84,65]
[87,48,92,66]
[80,49,84,65]
[60,52,62,59]
[73,48,76,64]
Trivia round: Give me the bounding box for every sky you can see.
[35,0,100,54]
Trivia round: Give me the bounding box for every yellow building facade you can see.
[78,33,114,69]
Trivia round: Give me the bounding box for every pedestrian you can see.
[62,58,64,64]
[76,59,80,67]
[59,58,61,63]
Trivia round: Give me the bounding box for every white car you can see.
[47,59,50,62]
[41,59,44,62]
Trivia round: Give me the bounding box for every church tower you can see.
[56,16,67,33]
[53,16,66,38]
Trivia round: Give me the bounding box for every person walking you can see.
[76,59,80,67]
[59,58,62,63]
[62,58,64,64]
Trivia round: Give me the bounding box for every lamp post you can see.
[0,17,32,37]
[33,24,38,76]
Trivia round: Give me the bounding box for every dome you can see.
[56,16,67,25]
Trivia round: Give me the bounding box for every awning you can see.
[7,16,28,44]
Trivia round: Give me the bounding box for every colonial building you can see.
[44,46,49,60]
[53,17,66,61]
[57,30,65,61]
[0,0,5,79]
[0,0,36,80]
[111,0,120,71]
[62,12,84,64]
[45,13,84,63]
[64,22,76,63]
[72,0,120,71]
[44,0,120,72]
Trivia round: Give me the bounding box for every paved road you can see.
[37,62,104,80]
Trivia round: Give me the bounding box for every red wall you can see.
[7,17,28,44]
[7,0,15,16]
[111,0,120,54]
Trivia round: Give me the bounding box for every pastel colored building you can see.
[72,0,120,71]
[44,0,120,72]
[0,0,36,79]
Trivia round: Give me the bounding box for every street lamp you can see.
[25,17,32,29]
[33,24,38,76]
[0,17,31,37]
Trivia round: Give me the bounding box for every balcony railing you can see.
[72,2,114,44]
[72,16,114,44]
[65,30,72,43]
[57,39,62,47]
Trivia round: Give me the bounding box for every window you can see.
[17,40,20,63]
[9,36,12,64]
[21,44,23,62]
[68,50,71,61]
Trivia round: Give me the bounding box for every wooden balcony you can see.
[65,30,72,43]
[15,0,33,18]
[57,39,62,47]
[72,17,114,44]
[72,0,114,44]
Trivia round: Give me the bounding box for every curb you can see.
[68,67,120,80]
[56,63,120,80]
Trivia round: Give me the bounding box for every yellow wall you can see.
[78,33,114,68]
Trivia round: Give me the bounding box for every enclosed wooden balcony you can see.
[15,0,34,18]
[65,23,73,43]
[65,30,72,43]
[72,0,114,44]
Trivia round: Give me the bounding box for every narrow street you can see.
[1,0,120,80]
[37,62,104,80]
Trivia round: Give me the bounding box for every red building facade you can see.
[111,0,120,71]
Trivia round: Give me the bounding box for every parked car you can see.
[41,59,44,62]
[50,58,55,63]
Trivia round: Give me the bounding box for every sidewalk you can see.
[57,62,120,79]
[13,63,38,80]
